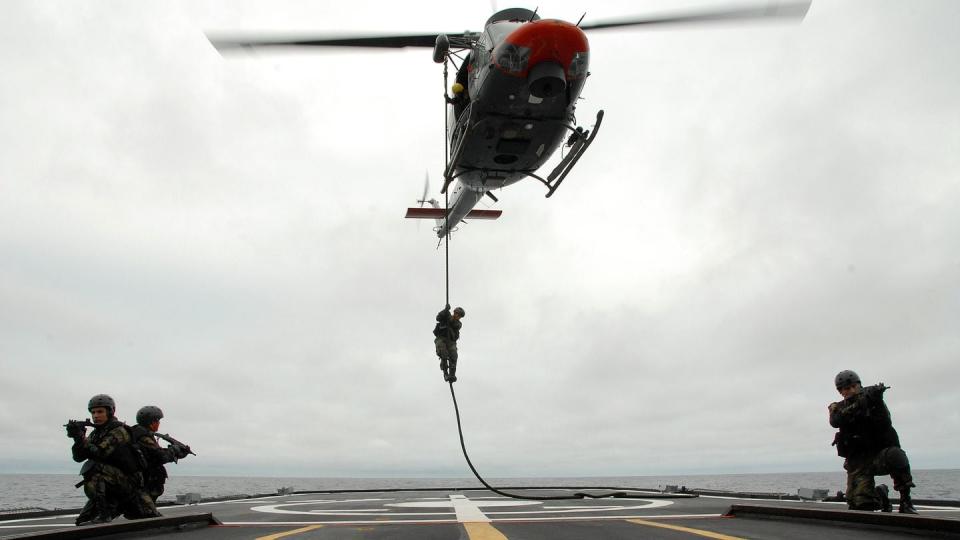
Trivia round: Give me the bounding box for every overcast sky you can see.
[1,1,957,479]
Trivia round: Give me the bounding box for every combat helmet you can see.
[88,394,116,414]
[453,307,465,317]
[835,370,861,390]
[136,405,164,426]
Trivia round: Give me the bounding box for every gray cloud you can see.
[1,1,957,479]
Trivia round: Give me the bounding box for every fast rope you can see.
[444,190,449,306]
[437,55,636,503]
[448,382,641,500]
[443,57,451,307]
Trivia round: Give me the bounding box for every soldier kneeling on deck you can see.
[829,370,918,514]
[132,406,191,505]
[434,304,465,382]
[67,394,160,525]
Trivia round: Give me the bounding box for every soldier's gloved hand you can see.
[65,423,85,439]
[173,444,191,459]
[445,303,450,311]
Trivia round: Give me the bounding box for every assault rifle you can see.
[63,419,94,438]
[863,382,890,397]
[842,383,891,417]
[151,432,196,456]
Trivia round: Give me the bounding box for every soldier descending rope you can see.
[434,304,465,382]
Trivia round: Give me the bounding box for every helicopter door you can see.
[452,53,471,122]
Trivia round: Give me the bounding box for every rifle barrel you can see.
[151,432,197,456]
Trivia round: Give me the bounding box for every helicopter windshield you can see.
[485,8,539,27]
[485,21,523,48]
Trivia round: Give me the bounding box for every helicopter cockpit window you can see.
[485,22,521,48]
[484,8,540,27]
[475,32,490,68]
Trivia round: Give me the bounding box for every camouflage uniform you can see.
[829,385,914,511]
[434,307,462,379]
[131,425,184,503]
[71,419,159,524]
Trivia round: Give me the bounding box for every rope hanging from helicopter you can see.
[439,55,645,502]
[443,57,451,307]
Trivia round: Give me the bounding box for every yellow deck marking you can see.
[255,524,324,540]
[464,522,509,540]
[627,518,745,540]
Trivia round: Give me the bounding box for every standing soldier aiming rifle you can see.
[828,370,918,514]
[65,394,159,525]
[131,406,193,505]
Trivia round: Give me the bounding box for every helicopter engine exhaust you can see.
[528,61,566,98]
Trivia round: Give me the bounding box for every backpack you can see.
[121,424,150,473]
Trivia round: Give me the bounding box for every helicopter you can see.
[209,2,811,238]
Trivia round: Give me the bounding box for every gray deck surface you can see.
[3,489,959,539]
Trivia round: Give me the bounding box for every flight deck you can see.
[3,488,960,539]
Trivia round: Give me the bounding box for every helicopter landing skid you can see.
[541,109,604,198]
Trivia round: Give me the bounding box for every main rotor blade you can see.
[579,1,811,31]
[209,32,464,52]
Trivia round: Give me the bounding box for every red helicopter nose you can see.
[494,19,590,90]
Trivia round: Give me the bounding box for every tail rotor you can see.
[416,171,440,232]
[417,171,439,208]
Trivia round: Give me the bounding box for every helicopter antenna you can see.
[530,7,539,22]
[576,13,586,26]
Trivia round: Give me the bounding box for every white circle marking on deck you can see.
[387,500,541,508]
[252,495,673,517]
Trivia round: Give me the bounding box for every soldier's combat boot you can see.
[75,501,96,526]
[876,485,892,512]
[84,479,113,524]
[898,489,918,514]
[447,358,458,383]
[90,512,113,524]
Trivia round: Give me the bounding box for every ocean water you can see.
[1,470,957,512]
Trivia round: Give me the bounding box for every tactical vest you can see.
[434,310,461,341]
[87,421,148,475]
[130,424,169,484]
[833,397,900,457]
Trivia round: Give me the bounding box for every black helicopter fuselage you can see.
[438,10,592,235]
